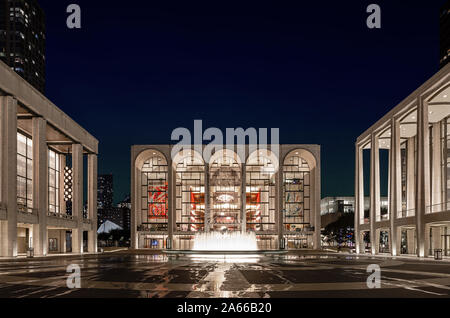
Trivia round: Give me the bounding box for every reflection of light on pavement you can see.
[189,254,260,263]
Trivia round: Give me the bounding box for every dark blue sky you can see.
[38,0,445,203]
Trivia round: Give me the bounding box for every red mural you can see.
[148,184,168,218]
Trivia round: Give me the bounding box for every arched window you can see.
[209,149,242,232]
[141,153,168,231]
[246,150,277,232]
[283,152,311,238]
[174,150,205,232]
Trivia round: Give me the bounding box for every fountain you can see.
[193,231,258,251]
[163,230,286,256]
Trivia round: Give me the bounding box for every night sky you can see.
[38,0,445,203]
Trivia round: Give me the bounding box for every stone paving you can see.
[0,251,450,298]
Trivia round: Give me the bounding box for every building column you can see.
[406,138,416,215]
[72,143,83,254]
[241,164,246,233]
[415,98,430,257]
[168,160,174,248]
[0,96,18,257]
[312,159,321,250]
[32,117,48,256]
[431,123,442,212]
[355,144,363,254]
[131,154,138,249]
[375,229,380,253]
[370,133,380,255]
[389,117,401,256]
[276,166,284,248]
[204,163,210,232]
[407,228,416,254]
[87,154,97,253]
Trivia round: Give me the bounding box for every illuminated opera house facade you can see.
[131,144,321,250]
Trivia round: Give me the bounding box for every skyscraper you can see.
[0,0,46,93]
[98,174,114,209]
[440,0,450,68]
[118,195,131,231]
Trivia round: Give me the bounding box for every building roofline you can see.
[0,60,98,153]
[356,62,450,145]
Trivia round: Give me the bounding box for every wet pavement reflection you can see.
[0,252,449,298]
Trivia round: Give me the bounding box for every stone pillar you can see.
[406,137,415,215]
[72,143,83,254]
[431,123,442,212]
[276,166,284,248]
[355,144,363,254]
[130,153,137,249]
[407,229,416,254]
[415,98,430,257]
[0,96,18,257]
[375,229,380,253]
[61,230,67,253]
[87,154,97,253]
[370,133,380,255]
[389,118,401,256]
[202,163,208,232]
[312,158,321,250]
[168,160,174,248]
[241,164,246,233]
[32,117,48,256]
[396,227,402,255]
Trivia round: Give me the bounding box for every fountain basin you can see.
[163,231,286,255]
[193,231,258,251]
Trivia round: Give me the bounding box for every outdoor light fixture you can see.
[64,166,73,202]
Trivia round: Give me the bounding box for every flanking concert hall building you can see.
[131,144,321,250]
[355,63,450,258]
[0,60,98,258]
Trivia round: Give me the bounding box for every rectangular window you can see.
[48,149,60,214]
[17,132,32,213]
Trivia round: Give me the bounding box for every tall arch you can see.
[173,149,205,233]
[246,149,278,249]
[209,149,242,232]
[134,149,168,249]
[282,149,318,249]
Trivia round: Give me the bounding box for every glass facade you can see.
[175,153,205,232]
[283,156,311,231]
[17,132,32,213]
[209,152,241,232]
[48,149,60,214]
[135,147,320,251]
[441,116,450,210]
[246,152,276,232]
[140,155,168,231]
[283,154,313,249]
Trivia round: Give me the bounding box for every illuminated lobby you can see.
[0,60,98,258]
[131,144,321,251]
[355,63,450,258]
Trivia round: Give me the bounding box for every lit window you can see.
[17,132,33,213]
[48,149,60,213]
